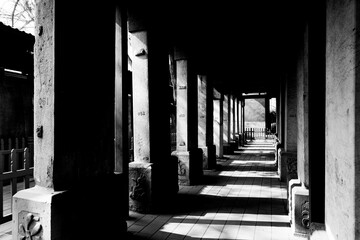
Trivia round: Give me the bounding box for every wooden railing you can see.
[0,137,34,223]
[170,132,176,151]
[244,128,274,141]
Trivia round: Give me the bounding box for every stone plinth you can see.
[199,146,209,169]
[173,149,202,186]
[207,145,217,169]
[129,162,153,213]
[230,141,238,152]
[223,143,232,155]
[278,149,297,182]
[292,186,309,237]
[12,186,68,240]
[288,178,302,219]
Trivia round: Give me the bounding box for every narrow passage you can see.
[127,140,293,240]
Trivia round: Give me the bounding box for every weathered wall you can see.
[297,26,309,187]
[326,0,359,239]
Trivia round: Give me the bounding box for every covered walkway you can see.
[127,140,294,240]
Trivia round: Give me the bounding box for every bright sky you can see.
[0,0,34,35]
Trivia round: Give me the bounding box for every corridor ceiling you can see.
[131,1,306,97]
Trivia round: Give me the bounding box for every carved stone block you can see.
[278,149,297,182]
[288,178,302,220]
[129,162,153,213]
[292,186,309,237]
[199,146,209,169]
[12,186,68,240]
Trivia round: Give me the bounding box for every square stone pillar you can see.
[230,95,238,151]
[285,74,297,152]
[219,93,224,158]
[13,1,128,239]
[265,97,271,133]
[325,1,360,239]
[128,10,178,212]
[173,50,202,186]
[205,77,216,169]
[213,89,222,158]
[230,95,235,141]
[223,94,231,154]
[241,99,245,145]
[198,75,211,169]
[236,98,241,147]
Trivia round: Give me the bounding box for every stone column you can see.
[128,10,178,212]
[219,93,224,157]
[265,97,270,133]
[115,4,129,218]
[285,75,297,153]
[278,73,298,184]
[241,99,245,145]
[174,49,202,185]
[233,96,238,146]
[223,94,231,154]
[230,95,235,141]
[213,89,221,158]
[308,0,325,230]
[198,75,215,170]
[276,92,281,139]
[229,95,237,151]
[205,78,216,169]
[236,98,241,146]
[324,1,360,239]
[13,1,128,239]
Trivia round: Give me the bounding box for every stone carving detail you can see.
[178,160,186,176]
[19,213,42,240]
[301,201,310,229]
[130,174,146,201]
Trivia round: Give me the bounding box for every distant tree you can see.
[0,0,35,34]
[270,110,276,123]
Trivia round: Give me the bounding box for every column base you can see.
[199,146,209,169]
[200,145,217,170]
[207,145,216,169]
[129,158,179,214]
[278,149,297,182]
[274,142,280,166]
[223,143,232,155]
[237,134,244,147]
[13,182,128,239]
[288,178,302,220]
[129,162,153,213]
[230,140,238,152]
[292,186,309,237]
[13,186,68,240]
[172,149,203,186]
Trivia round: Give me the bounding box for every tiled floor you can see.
[127,140,298,240]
